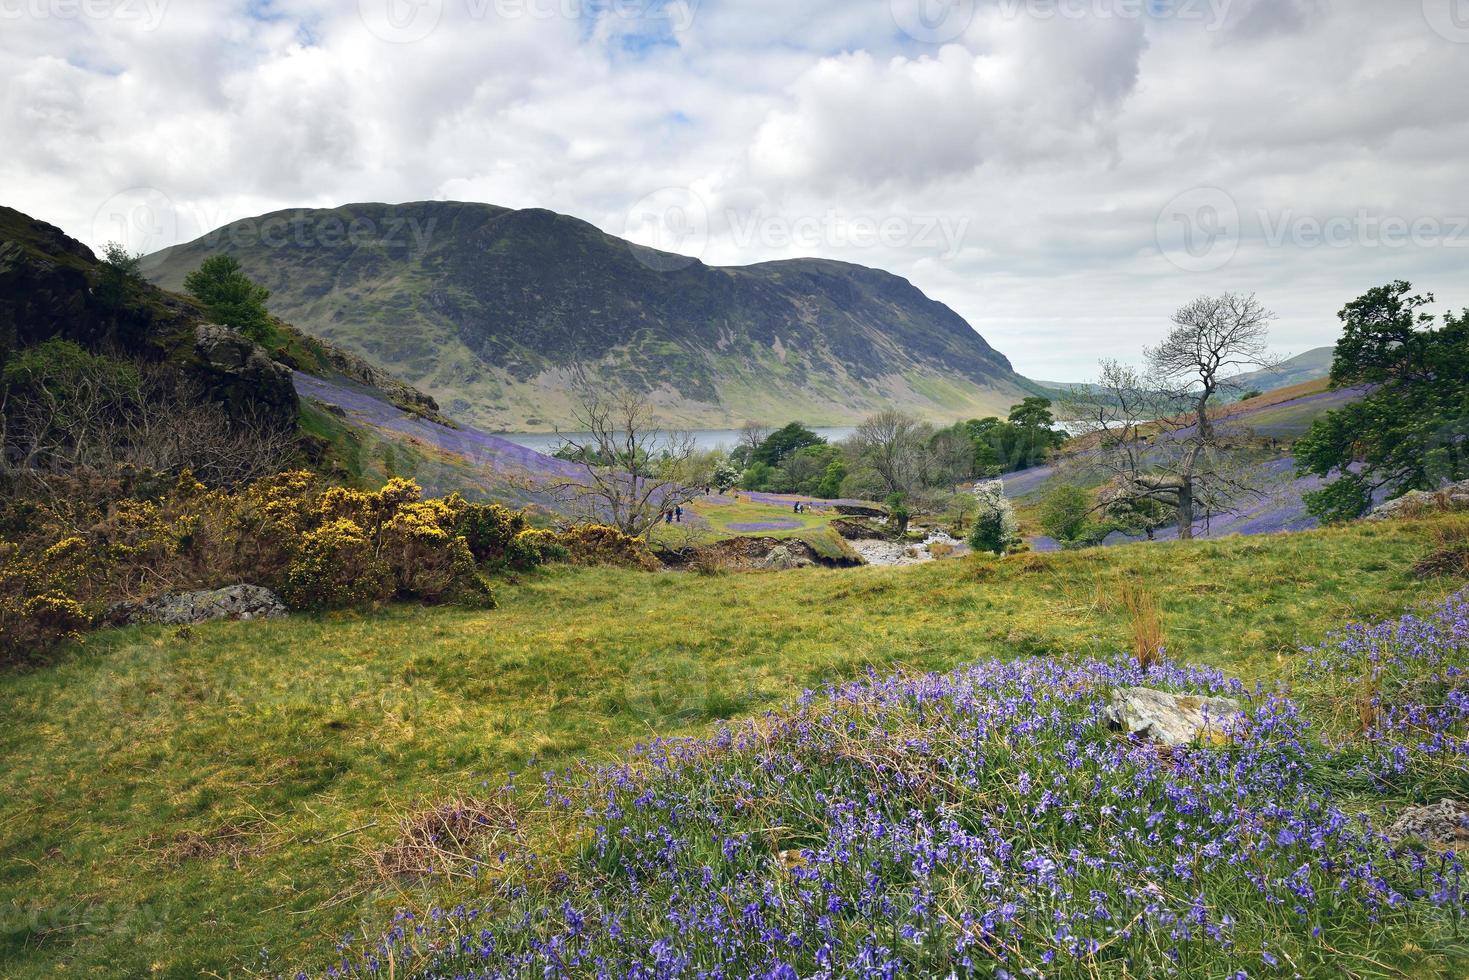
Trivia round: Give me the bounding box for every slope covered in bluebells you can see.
[307,590,1469,979]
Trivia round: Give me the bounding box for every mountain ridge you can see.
[141,200,1043,432]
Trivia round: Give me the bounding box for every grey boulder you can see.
[1385,799,1469,851]
[110,585,288,627]
[1104,687,1243,747]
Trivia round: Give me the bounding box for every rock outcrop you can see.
[109,585,288,627]
[1368,481,1469,521]
[193,324,299,426]
[1104,687,1243,747]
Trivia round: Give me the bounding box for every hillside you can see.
[1,204,576,498]
[1235,345,1335,394]
[0,515,1463,976]
[140,201,1043,431]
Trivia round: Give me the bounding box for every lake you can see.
[499,427,858,455]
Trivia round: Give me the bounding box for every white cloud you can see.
[1,0,1466,381]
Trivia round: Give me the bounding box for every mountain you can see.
[1235,347,1335,395]
[141,201,1042,432]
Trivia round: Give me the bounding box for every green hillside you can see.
[141,202,1043,431]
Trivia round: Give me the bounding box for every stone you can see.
[1385,799,1469,851]
[109,585,288,627]
[1367,480,1469,521]
[193,323,298,426]
[1104,687,1243,747]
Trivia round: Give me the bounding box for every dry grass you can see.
[1117,575,1165,669]
[370,795,522,883]
[1413,519,1469,579]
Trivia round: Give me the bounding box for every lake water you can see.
[499,427,858,455]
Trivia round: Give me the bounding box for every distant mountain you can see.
[141,201,1043,432]
[1037,346,1336,405]
[1234,347,1335,395]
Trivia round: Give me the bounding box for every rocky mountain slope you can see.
[141,201,1042,431]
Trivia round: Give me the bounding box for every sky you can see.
[3,0,1468,381]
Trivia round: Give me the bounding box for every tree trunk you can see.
[1177,480,1194,540]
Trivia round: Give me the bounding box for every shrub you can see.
[968,480,1020,555]
[280,518,390,611]
[510,528,567,568]
[1413,519,1469,579]
[557,524,659,569]
[0,469,552,654]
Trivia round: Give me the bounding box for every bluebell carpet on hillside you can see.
[297,593,1469,979]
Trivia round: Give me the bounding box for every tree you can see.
[1068,293,1278,540]
[752,422,824,468]
[1038,484,1099,547]
[712,459,741,493]
[546,388,699,537]
[731,421,770,468]
[1297,282,1469,522]
[775,443,839,495]
[97,242,143,310]
[850,410,932,499]
[741,460,776,492]
[814,458,846,499]
[184,255,274,344]
[929,423,980,486]
[1099,478,1172,541]
[968,480,1020,555]
[1008,396,1057,431]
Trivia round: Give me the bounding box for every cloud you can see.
[1,0,1466,381]
[747,16,1146,187]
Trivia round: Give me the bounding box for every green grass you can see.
[0,518,1463,977]
[650,494,839,545]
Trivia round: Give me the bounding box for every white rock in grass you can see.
[1104,687,1243,747]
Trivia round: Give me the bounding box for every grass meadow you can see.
[0,515,1464,976]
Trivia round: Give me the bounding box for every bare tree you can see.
[547,388,700,537]
[2,357,296,509]
[737,420,769,460]
[1067,294,1279,540]
[848,410,933,499]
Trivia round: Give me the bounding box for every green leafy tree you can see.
[741,461,776,492]
[97,242,143,311]
[1038,484,1099,547]
[1297,282,1469,522]
[184,255,274,344]
[815,459,847,499]
[752,422,825,467]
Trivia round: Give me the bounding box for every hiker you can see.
[664,510,673,524]
[675,505,684,523]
